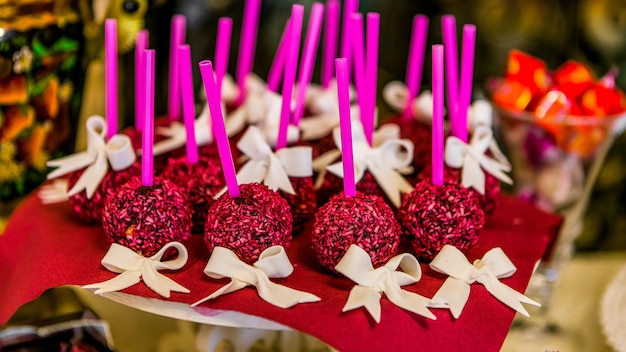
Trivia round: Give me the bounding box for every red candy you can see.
[312,191,400,273]
[102,176,192,257]
[204,183,293,264]
[67,162,141,223]
[398,180,485,261]
[160,155,225,233]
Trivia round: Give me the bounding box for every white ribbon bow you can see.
[315,123,414,207]
[444,125,513,195]
[46,115,136,199]
[382,81,434,124]
[38,179,69,204]
[335,245,436,323]
[428,245,540,319]
[215,126,312,197]
[83,242,190,298]
[191,246,320,309]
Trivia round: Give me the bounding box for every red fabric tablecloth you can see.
[0,191,562,351]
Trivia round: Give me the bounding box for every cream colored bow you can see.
[335,245,436,323]
[47,115,136,199]
[444,125,513,194]
[192,246,320,309]
[83,242,190,298]
[315,123,414,207]
[429,245,540,318]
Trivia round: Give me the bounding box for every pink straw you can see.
[199,60,240,197]
[276,4,304,150]
[178,45,198,164]
[442,15,459,135]
[431,44,444,186]
[267,19,291,93]
[236,0,261,104]
[105,19,117,140]
[142,49,155,187]
[363,13,379,146]
[350,13,365,117]
[292,2,324,126]
[457,24,475,143]
[168,15,186,122]
[321,0,339,88]
[215,17,233,102]
[340,0,359,83]
[335,58,356,197]
[403,14,429,120]
[134,29,148,131]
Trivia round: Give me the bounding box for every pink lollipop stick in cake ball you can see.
[204,182,293,264]
[160,155,224,233]
[397,179,485,261]
[312,191,401,273]
[102,176,192,257]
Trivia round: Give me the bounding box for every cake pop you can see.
[204,182,293,264]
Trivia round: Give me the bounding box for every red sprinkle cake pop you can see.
[102,176,192,256]
[312,191,400,272]
[204,182,293,264]
[398,179,485,261]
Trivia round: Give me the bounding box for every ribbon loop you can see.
[46,115,136,199]
[429,245,540,318]
[445,125,513,194]
[192,246,320,309]
[335,245,436,323]
[321,123,414,207]
[216,126,312,197]
[83,242,190,298]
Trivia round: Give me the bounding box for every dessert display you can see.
[0,4,570,352]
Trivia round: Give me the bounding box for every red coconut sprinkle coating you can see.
[102,176,192,257]
[385,116,432,173]
[67,162,142,223]
[418,164,500,218]
[398,180,485,261]
[204,182,293,264]
[160,155,225,233]
[279,176,317,234]
[312,191,400,273]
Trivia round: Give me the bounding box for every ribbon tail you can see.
[152,133,186,156]
[428,278,470,319]
[67,151,108,198]
[482,278,540,317]
[47,152,94,179]
[461,159,486,195]
[83,271,142,295]
[342,285,382,323]
[385,285,436,320]
[265,156,295,195]
[225,105,247,137]
[38,179,69,204]
[256,276,321,309]
[190,279,249,307]
[489,139,511,168]
[369,167,413,208]
[480,157,514,185]
[142,267,190,298]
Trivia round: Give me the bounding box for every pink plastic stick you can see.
[215,17,233,102]
[292,2,324,126]
[142,49,155,187]
[363,13,379,146]
[105,19,117,140]
[340,0,358,72]
[236,0,261,104]
[134,29,148,131]
[431,44,444,187]
[442,15,459,135]
[168,15,186,122]
[200,60,240,197]
[178,45,198,164]
[403,15,429,120]
[276,4,304,150]
[267,19,291,93]
[457,24,475,143]
[335,58,356,197]
[321,0,339,88]
[350,13,365,119]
